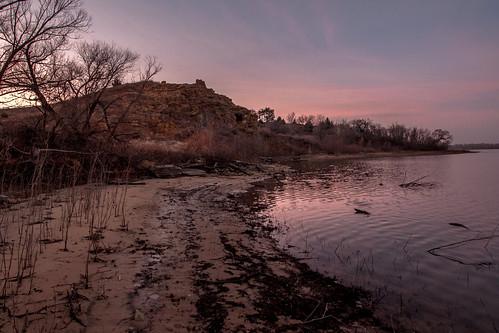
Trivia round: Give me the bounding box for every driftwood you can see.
[302,302,339,325]
[153,164,183,178]
[107,180,146,186]
[354,208,370,215]
[182,169,207,177]
[448,222,470,230]
[259,156,273,163]
[227,162,251,175]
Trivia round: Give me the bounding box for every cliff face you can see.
[99,79,258,141]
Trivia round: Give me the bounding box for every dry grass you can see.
[182,127,314,162]
[0,151,130,331]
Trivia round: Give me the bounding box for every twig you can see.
[305,301,321,322]
[36,149,96,155]
[303,315,333,325]
[427,236,499,266]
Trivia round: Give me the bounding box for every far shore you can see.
[274,149,473,164]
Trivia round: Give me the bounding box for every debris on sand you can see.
[150,160,262,179]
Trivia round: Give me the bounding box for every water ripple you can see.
[265,151,499,333]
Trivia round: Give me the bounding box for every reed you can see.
[0,150,130,331]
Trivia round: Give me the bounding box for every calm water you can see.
[259,151,499,332]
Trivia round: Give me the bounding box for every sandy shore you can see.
[0,165,385,332]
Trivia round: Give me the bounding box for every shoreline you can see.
[0,150,478,331]
[0,164,387,332]
[274,149,472,164]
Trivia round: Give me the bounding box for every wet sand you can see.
[0,165,386,332]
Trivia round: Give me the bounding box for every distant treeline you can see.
[451,143,499,150]
[256,108,453,152]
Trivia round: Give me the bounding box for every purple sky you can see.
[85,0,499,143]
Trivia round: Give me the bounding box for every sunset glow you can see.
[85,0,499,142]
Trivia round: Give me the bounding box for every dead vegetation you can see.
[0,151,131,331]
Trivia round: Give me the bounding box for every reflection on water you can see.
[258,151,499,332]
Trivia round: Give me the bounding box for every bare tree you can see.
[0,0,163,147]
[2,40,68,113]
[0,0,26,12]
[286,112,296,124]
[431,129,453,148]
[69,41,138,98]
[66,41,139,133]
[1,38,139,136]
[0,0,90,87]
[140,55,162,82]
[76,49,164,141]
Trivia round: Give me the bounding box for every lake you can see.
[258,151,499,332]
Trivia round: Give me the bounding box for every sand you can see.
[0,165,384,332]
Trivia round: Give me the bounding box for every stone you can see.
[134,309,145,321]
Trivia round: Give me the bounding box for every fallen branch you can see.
[427,235,499,267]
[107,180,146,186]
[400,175,428,187]
[228,163,250,175]
[303,315,333,325]
[428,235,499,252]
[35,148,96,156]
[304,301,321,322]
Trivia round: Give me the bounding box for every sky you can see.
[84,0,499,143]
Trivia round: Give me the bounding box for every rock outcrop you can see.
[97,80,258,141]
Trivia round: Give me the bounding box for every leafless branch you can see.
[140,55,162,81]
[0,0,90,86]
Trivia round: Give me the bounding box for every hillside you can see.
[0,79,258,141]
[98,80,257,140]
